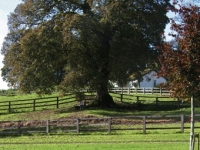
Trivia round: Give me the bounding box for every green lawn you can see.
[0,133,194,150]
[0,104,198,121]
[0,143,189,150]
[0,93,199,150]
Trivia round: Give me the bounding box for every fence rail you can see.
[109,87,170,95]
[0,94,77,113]
[0,93,98,113]
[111,93,192,109]
[0,114,199,135]
[0,88,169,96]
[0,89,18,96]
[0,91,192,113]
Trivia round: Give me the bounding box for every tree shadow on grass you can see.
[85,101,192,117]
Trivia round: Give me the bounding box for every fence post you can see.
[194,134,199,150]
[143,88,145,94]
[120,94,123,102]
[56,97,59,109]
[108,118,111,133]
[136,96,139,104]
[46,120,50,133]
[128,88,130,95]
[181,115,184,133]
[143,116,146,134]
[8,101,11,113]
[160,88,162,96]
[33,99,36,111]
[155,97,158,108]
[18,120,21,135]
[177,97,180,109]
[198,134,199,150]
[76,118,80,134]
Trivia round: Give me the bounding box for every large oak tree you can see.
[1,0,171,107]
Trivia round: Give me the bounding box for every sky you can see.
[0,0,193,90]
[0,0,21,89]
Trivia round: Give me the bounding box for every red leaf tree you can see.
[159,2,200,150]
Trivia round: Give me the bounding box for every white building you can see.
[139,70,166,88]
[113,70,167,88]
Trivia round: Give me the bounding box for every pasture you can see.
[0,91,200,149]
[0,132,196,150]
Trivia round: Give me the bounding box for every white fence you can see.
[109,87,171,95]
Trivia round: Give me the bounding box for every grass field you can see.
[0,142,189,150]
[0,92,199,150]
[0,133,195,150]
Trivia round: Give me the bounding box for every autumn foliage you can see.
[159,4,200,98]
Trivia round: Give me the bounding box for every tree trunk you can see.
[189,94,195,150]
[96,84,115,107]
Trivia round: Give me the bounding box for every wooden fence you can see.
[0,114,200,135]
[109,87,170,95]
[0,88,170,96]
[0,93,97,113]
[0,94,74,113]
[111,93,192,109]
[0,89,17,96]
[0,92,192,113]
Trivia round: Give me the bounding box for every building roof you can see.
[129,69,168,81]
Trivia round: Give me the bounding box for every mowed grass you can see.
[0,143,189,150]
[0,102,198,121]
[0,93,199,150]
[0,92,58,101]
[0,133,194,150]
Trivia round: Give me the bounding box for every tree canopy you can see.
[158,3,200,98]
[1,0,171,106]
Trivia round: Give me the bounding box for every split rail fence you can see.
[0,94,97,113]
[0,90,192,113]
[111,93,192,109]
[0,114,200,135]
[0,94,75,113]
